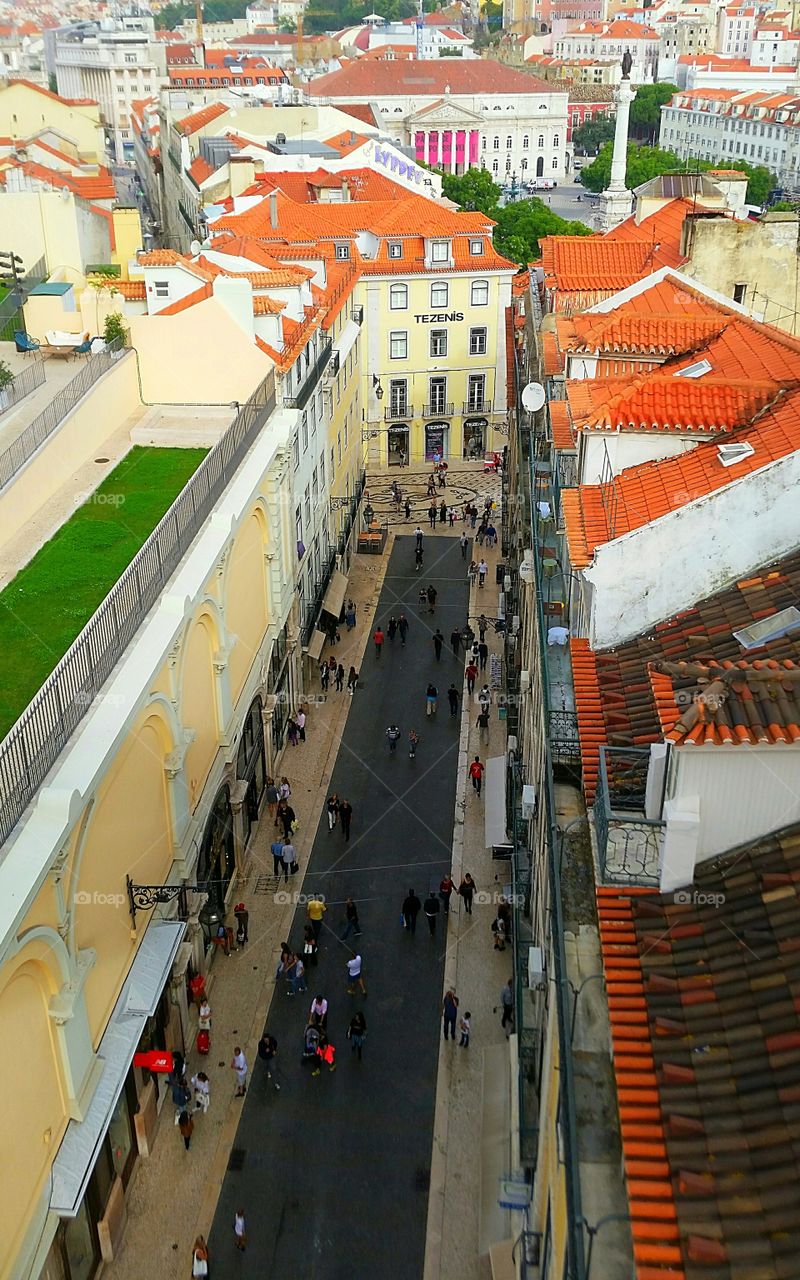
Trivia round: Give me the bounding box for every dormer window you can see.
[154,280,169,298]
[430,240,450,263]
[470,240,484,256]
[335,243,350,260]
[389,242,403,259]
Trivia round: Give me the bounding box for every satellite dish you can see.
[519,559,536,585]
[190,240,202,256]
[521,382,546,412]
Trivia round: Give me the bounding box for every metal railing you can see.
[0,369,277,850]
[0,340,126,492]
[0,359,45,417]
[463,399,493,415]
[595,746,664,887]
[283,338,333,411]
[384,404,414,421]
[422,401,454,417]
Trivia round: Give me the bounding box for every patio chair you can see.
[73,338,94,355]
[14,331,40,355]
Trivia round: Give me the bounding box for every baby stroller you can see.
[302,1022,321,1066]
[196,1028,210,1056]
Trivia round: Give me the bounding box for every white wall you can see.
[585,449,800,648]
[580,429,701,485]
[672,746,800,860]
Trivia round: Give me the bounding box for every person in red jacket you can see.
[469,756,485,796]
[373,627,384,658]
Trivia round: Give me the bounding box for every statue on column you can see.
[621,49,632,80]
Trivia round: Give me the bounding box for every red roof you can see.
[306,59,558,99]
[188,155,216,185]
[649,658,800,745]
[566,375,778,434]
[176,101,229,136]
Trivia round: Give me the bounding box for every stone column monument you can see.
[598,52,637,232]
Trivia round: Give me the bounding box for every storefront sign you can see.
[414,312,464,324]
[463,417,488,429]
[133,1049,174,1073]
[374,146,426,186]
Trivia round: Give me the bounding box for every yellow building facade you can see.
[0,80,106,163]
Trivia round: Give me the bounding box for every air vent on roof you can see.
[675,358,712,379]
[717,441,755,466]
[733,606,800,650]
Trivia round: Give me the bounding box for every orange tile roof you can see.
[542,330,564,377]
[540,236,680,297]
[511,269,529,297]
[253,294,286,315]
[567,375,778,434]
[0,158,115,200]
[667,315,800,383]
[649,658,800,745]
[188,155,216,185]
[563,312,728,356]
[176,101,229,137]
[158,283,214,315]
[306,59,557,98]
[563,384,800,568]
[549,400,576,451]
[323,130,369,156]
[115,280,146,300]
[139,249,215,283]
[604,199,704,268]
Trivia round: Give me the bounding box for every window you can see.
[467,373,486,411]
[430,329,447,357]
[428,376,447,413]
[471,280,489,306]
[304,485,311,530]
[330,445,335,477]
[521,158,528,171]
[553,133,559,147]
[552,157,558,169]
[538,133,544,148]
[390,283,408,309]
[469,326,487,355]
[301,411,309,453]
[335,243,350,260]
[505,159,512,172]
[337,432,342,465]
[389,379,408,416]
[493,136,500,150]
[154,280,169,298]
[292,433,300,470]
[312,467,319,503]
[492,159,499,174]
[320,449,325,489]
[470,239,484,255]
[506,134,513,148]
[390,330,408,359]
[430,281,448,309]
[430,240,450,263]
[522,134,529,149]
[389,241,403,259]
[295,504,303,547]
[733,281,747,304]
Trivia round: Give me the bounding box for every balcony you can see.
[283,338,333,411]
[422,402,454,418]
[595,746,664,887]
[384,404,414,421]
[463,399,493,415]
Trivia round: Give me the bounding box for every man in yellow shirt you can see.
[307,895,326,942]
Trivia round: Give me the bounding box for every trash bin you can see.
[495,562,505,586]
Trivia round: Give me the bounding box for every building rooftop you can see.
[306,58,558,99]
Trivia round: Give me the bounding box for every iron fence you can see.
[595,746,664,886]
[283,339,333,411]
[0,340,126,491]
[0,359,45,417]
[0,369,277,849]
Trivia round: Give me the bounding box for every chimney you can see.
[269,191,279,229]
[341,177,350,201]
[229,154,255,197]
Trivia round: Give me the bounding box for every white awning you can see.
[485,756,508,849]
[321,569,348,620]
[305,628,326,662]
[50,920,186,1217]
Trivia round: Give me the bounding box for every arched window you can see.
[536,156,544,176]
[553,133,559,147]
[492,159,499,173]
[522,135,529,149]
[493,136,500,150]
[538,134,544,148]
[389,283,408,310]
[521,157,528,170]
[506,134,512,148]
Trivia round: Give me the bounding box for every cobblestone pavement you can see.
[105,471,510,1280]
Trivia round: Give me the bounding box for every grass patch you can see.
[0,445,208,737]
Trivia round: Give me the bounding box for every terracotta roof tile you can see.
[567,375,780,434]
[188,155,216,185]
[565,313,728,357]
[306,59,558,98]
[115,279,146,300]
[158,282,213,315]
[648,658,800,745]
[542,331,563,377]
[540,237,681,299]
[549,400,576,451]
[176,101,229,136]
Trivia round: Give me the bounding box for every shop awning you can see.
[320,570,348,621]
[50,920,186,1217]
[485,756,508,849]
[305,628,326,662]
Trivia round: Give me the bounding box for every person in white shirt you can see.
[309,995,328,1029]
[478,559,488,588]
[191,1071,210,1113]
[295,708,306,741]
[231,1047,247,1096]
[346,954,367,996]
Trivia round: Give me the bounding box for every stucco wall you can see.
[586,451,800,648]
[686,214,800,333]
[128,298,274,404]
[1,191,96,279]
[580,429,699,485]
[674,746,800,860]
[0,82,105,161]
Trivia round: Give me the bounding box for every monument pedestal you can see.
[597,184,634,232]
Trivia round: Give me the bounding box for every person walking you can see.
[341,895,361,939]
[460,530,469,560]
[469,756,485,796]
[476,707,490,742]
[198,997,212,1033]
[288,953,307,996]
[307,895,327,941]
[432,629,444,661]
[191,1237,209,1278]
[178,1110,194,1150]
[466,660,478,695]
[271,835,285,877]
[339,798,353,841]
[415,526,424,548]
[386,723,401,753]
[234,1210,247,1252]
[373,626,384,658]
[426,683,438,716]
[295,707,306,742]
[327,793,339,831]
[478,685,491,715]
[398,613,409,646]
[439,874,455,913]
[439,499,447,525]
[427,584,437,614]
[234,902,249,948]
[266,776,279,817]
[387,616,398,643]
[346,953,367,996]
[478,640,489,672]
[470,505,478,529]
[459,872,476,915]
[280,839,296,883]
[442,989,459,1040]
[303,925,319,968]
[424,890,440,935]
[347,666,359,695]
[486,522,496,548]
[286,717,299,748]
[335,662,345,692]
[191,1071,210,1113]
[467,559,478,587]
[345,601,356,630]
[348,1010,367,1061]
[257,1032,280,1090]
[408,728,420,758]
[447,683,460,717]
[478,559,488,589]
[478,614,489,641]
[459,1012,471,1048]
[428,502,437,529]
[450,627,462,657]
[415,544,424,572]
[405,497,412,520]
[231,1046,248,1097]
[402,889,421,933]
[500,978,514,1032]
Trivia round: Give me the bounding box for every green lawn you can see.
[0,446,208,737]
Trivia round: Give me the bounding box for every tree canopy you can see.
[439,170,591,265]
[629,83,679,142]
[579,141,777,206]
[572,115,615,156]
[441,167,501,215]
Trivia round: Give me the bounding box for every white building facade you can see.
[660,86,800,191]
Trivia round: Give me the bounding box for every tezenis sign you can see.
[414,312,464,324]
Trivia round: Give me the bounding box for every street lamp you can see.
[198,900,223,949]
[372,375,384,400]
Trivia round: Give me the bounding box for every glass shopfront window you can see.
[107,1080,136,1185]
[197,786,235,908]
[62,1202,98,1280]
[387,425,409,467]
[425,423,448,462]
[237,696,267,848]
[463,417,488,459]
